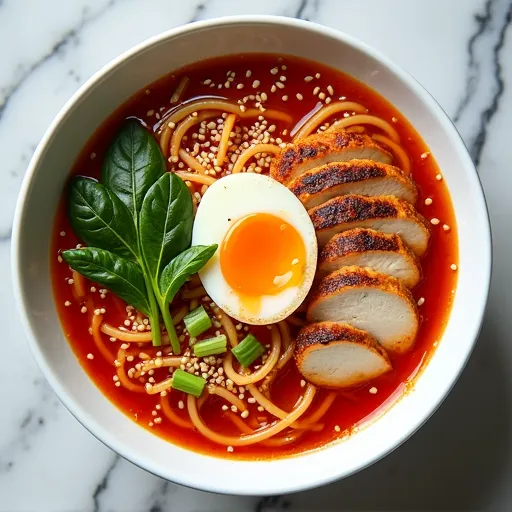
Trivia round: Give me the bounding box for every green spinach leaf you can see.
[159,244,217,304]
[62,247,150,315]
[101,119,166,222]
[68,177,138,260]
[140,172,193,280]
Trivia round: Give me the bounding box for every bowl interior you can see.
[12,17,491,495]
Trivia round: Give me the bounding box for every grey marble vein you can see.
[0,0,120,123]
[0,408,46,474]
[188,1,212,23]
[147,480,171,512]
[454,0,512,167]
[295,0,319,20]
[0,227,11,242]
[92,454,121,512]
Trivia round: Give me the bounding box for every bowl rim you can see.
[11,14,492,495]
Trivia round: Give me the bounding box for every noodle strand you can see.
[161,392,193,429]
[160,98,292,127]
[215,113,237,166]
[223,325,281,385]
[91,314,114,363]
[232,144,281,174]
[293,101,367,139]
[116,345,145,393]
[171,110,219,159]
[328,114,400,142]
[372,133,411,174]
[186,384,316,446]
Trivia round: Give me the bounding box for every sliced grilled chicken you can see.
[318,228,422,288]
[307,266,419,353]
[309,194,430,255]
[270,130,392,185]
[288,159,417,208]
[295,321,392,388]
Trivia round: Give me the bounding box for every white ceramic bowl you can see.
[12,16,491,495]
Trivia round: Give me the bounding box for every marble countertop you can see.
[1,0,511,510]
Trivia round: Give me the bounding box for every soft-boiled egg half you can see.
[192,173,317,325]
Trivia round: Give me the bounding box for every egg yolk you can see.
[220,213,307,297]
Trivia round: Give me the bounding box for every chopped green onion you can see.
[193,335,227,357]
[184,305,212,338]
[232,333,265,367]
[172,369,206,397]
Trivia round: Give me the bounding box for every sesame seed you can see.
[430,218,440,225]
[87,353,94,360]
[436,173,443,181]
[300,379,306,388]
[239,105,246,112]
[252,80,260,88]
[334,425,341,432]
[304,76,313,82]
[57,255,63,263]
[241,410,249,419]
[276,82,285,89]
[313,86,320,95]
[296,93,303,100]
[270,67,279,75]
[270,85,277,93]
[81,306,87,314]
[318,92,326,100]
[392,117,398,123]
[450,264,458,271]
[424,198,433,205]
[90,152,97,160]
[369,387,378,394]
[245,70,252,78]
[443,224,451,231]
[279,75,286,82]
[231,405,238,412]
[222,404,228,411]
[64,301,71,307]
[315,73,321,79]
[236,83,244,90]
[325,97,332,104]
[421,152,430,159]
[327,85,334,95]
[59,231,66,236]
[154,417,162,424]
[417,297,425,306]
[227,446,234,453]
[282,95,288,101]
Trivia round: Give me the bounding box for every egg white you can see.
[191,173,317,325]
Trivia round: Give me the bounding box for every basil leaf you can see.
[159,245,218,303]
[62,247,150,315]
[101,119,166,221]
[68,177,138,260]
[140,173,193,280]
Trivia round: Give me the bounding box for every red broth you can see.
[51,54,458,459]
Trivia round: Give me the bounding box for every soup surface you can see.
[52,53,458,459]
